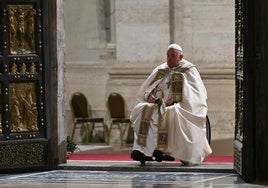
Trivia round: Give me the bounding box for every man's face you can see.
[167,48,183,68]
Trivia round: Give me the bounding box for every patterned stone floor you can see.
[0,167,266,188]
[0,169,267,188]
[0,145,267,187]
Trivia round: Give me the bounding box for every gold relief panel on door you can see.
[7,4,37,55]
[9,82,38,132]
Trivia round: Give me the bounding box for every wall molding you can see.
[108,65,235,80]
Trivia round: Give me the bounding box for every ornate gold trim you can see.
[0,143,44,167]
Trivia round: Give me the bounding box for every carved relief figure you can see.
[11,63,18,73]
[29,62,36,73]
[10,87,22,132]
[10,83,38,132]
[17,8,26,50]
[27,8,36,49]
[10,100,22,132]
[8,5,36,54]
[19,89,38,131]
[8,7,17,51]
[20,63,27,73]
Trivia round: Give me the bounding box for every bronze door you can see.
[0,0,50,171]
[234,0,268,183]
[234,0,245,178]
[234,0,255,182]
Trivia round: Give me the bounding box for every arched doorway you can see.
[1,0,268,184]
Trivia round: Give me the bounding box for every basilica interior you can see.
[0,0,268,186]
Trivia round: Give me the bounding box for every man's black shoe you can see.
[131,150,153,165]
[153,150,163,162]
[162,155,175,161]
[153,150,175,162]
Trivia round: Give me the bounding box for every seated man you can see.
[130,44,212,165]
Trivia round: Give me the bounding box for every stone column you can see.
[56,0,67,163]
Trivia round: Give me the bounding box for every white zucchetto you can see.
[168,44,183,52]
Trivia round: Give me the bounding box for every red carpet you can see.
[67,153,233,163]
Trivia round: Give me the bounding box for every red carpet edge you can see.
[67,153,234,163]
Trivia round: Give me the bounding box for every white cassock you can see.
[130,59,212,164]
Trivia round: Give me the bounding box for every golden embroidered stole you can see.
[137,105,154,146]
[157,108,170,151]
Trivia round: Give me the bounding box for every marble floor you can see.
[0,145,267,187]
[0,168,267,188]
[0,170,264,188]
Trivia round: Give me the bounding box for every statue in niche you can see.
[8,5,36,54]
